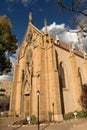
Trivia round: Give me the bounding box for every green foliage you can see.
[63,112,74,120]
[77,111,87,118]
[0,111,8,117]
[0,15,18,74]
[64,111,87,120]
[30,114,37,125]
[12,115,37,126]
[0,95,10,111]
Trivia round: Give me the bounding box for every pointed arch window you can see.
[59,62,66,88]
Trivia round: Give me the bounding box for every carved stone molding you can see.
[26,29,33,44]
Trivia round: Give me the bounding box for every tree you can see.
[57,0,87,37]
[0,87,5,96]
[0,15,18,75]
[0,95,10,111]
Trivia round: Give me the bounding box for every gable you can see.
[18,22,44,59]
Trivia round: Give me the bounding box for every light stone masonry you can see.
[10,13,87,121]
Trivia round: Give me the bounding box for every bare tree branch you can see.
[57,0,87,16]
[57,0,87,37]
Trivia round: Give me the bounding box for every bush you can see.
[63,112,74,120]
[12,115,37,125]
[64,111,87,120]
[77,111,87,118]
[0,111,8,117]
[0,95,10,111]
[30,114,37,125]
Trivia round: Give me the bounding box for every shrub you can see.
[12,115,37,125]
[63,112,74,120]
[30,114,37,125]
[64,111,87,120]
[77,111,87,118]
[0,111,8,117]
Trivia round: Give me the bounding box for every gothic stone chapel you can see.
[10,13,87,121]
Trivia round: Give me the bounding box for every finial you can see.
[71,43,75,52]
[29,12,32,23]
[44,18,48,33]
[55,35,59,44]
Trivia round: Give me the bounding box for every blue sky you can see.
[0,0,76,44]
[0,0,87,80]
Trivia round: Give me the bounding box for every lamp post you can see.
[37,90,40,130]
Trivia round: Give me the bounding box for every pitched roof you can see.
[51,36,84,58]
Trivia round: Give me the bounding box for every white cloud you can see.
[42,22,78,44]
[42,22,87,50]
[1,22,87,80]
[0,73,13,81]
[7,0,37,7]
[21,0,37,6]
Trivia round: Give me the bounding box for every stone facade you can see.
[10,13,87,121]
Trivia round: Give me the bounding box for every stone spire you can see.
[29,12,32,23]
[44,18,48,33]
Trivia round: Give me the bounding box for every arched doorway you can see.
[23,81,31,116]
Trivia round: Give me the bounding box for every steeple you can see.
[29,12,32,23]
[44,18,48,33]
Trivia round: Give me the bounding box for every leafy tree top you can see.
[0,15,18,75]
